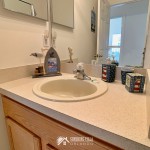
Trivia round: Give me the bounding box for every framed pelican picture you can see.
[91,9,96,32]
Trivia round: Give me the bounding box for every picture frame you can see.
[91,9,96,32]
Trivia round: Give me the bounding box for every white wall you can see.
[145,24,150,68]
[144,3,150,69]
[52,0,98,64]
[110,0,148,18]
[120,14,147,66]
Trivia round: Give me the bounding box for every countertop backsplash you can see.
[61,62,146,81]
[0,62,147,84]
[0,64,37,84]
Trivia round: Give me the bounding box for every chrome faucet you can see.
[73,63,91,80]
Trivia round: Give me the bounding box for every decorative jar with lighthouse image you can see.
[125,73,145,93]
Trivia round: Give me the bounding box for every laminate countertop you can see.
[0,73,149,150]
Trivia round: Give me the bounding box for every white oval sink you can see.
[33,76,108,102]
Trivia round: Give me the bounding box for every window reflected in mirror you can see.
[109,17,122,63]
[106,0,149,67]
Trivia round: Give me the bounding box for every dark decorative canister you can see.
[121,68,134,84]
[125,73,145,93]
[102,64,116,82]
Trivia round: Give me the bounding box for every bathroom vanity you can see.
[2,96,121,150]
[0,74,149,150]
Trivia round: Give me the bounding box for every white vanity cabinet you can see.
[2,95,123,150]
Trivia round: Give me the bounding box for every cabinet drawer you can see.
[2,96,123,150]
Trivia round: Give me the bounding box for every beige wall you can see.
[0,0,98,68]
[0,0,47,69]
[0,0,48,149]
[52,0,98,64]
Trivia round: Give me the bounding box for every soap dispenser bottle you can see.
[44,47,61,76]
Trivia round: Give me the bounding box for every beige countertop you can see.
[0,73,149,150]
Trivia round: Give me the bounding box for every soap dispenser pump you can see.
[44,47,61,76]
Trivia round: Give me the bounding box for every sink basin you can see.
[33,76,108,102]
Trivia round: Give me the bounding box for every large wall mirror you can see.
[2,0,48,20]
[52,0,74,28]
[106,0,149,67]
[52,0,150,68]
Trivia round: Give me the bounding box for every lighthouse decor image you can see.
[125,73,145,93]
[102,64,116,82]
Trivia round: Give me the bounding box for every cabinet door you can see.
[3,97,123,150]
[6,118,41,150]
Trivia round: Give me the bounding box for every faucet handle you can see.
[30,53,43,58]
[76,62,84,71]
